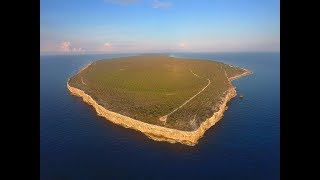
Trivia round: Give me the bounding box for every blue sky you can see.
[40,0,280,54]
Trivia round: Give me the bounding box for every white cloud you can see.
[103,42,114,51]
[179,42,186,49]
[153,0,172,9]
[105,0,137,5]
[104,42,112,48]
[60,41,85,52]
[61,41,71,52]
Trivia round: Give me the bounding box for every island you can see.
[67,55,252,146]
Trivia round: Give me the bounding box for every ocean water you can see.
[40,52,280,180]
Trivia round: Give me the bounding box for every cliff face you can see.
[67,83,237,146]
[67,64,251,146]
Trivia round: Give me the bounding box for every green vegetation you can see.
[68,55,247,131]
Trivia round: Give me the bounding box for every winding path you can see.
[81,77,87,85]
[159,69,211,123]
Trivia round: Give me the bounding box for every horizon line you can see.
[40,50,280,56]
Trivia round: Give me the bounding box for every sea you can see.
[40,52,280,180]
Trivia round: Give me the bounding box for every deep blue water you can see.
[40,52,280,180]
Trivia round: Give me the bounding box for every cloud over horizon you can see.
[179,43,186,49]
[104,42,112,48]
[103,42,113,51]
[60,41,86,52]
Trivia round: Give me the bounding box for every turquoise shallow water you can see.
[40,52,280,180]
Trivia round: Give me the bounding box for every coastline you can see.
[67,62,252,146]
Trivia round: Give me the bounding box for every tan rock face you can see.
[67,63,251,146]
[67,82,237,146]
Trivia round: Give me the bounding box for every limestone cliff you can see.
[67,64,252,146]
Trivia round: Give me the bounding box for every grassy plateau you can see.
[68,55,248,131]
